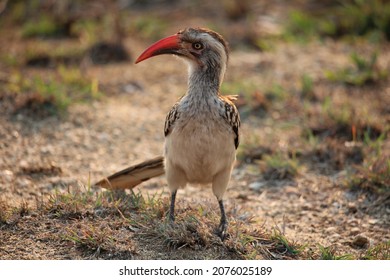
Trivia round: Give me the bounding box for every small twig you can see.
[115,206,129,221]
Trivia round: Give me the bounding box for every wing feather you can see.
[164,102,180,137]
[220,95,240,149]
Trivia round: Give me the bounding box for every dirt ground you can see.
[0,1,389,260]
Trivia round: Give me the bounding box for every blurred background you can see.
[0,0,389,111]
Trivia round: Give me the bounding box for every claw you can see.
[217,220,228,240]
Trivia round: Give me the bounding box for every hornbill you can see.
[95,27,240,239]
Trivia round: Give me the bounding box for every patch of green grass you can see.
[265,83,287,102]
[0,53,21,67]
[363,131,387,154]
[283,10,322,42]
[40,185,166,227]
[270,228,303,257]
[261,152,300,180]
[1,0,41,27]
[361,241,390,260]
[71,19,100,45]
[283,1,390,42]
[0,199,29,225]
[12,76,70,114]
[6,66,103,115]
[302,125,320,147]
[253,37,276,52]
[70,12,124,45]
[340,126,387,187]
[303,94,384,143]
[21,16,64,38]
[300,74,315,100]
[332,0,390,41]
[347,155,390,194]
[5,1,28,24]
[326,52,388,86]
[23,43,87,67]
[57,66,101,99]
[319,245,354,260]
[42,186,95,219]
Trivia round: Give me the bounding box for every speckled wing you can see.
[164,102,180,137]
[220,95,240,149]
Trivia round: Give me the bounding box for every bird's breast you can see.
[164,110,235,184]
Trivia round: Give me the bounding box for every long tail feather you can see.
[94,156,165,190]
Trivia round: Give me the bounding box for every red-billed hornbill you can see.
[96,27,240,239]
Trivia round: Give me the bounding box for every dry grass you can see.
[361,241,390,260]
[5,184,385,260]
[1,185,309,260]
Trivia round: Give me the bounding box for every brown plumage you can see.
[94,156,164,190]
[95,27,240,239]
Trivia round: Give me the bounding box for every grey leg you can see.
[169,190,177,223]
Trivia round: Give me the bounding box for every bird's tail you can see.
[94,156,165,190]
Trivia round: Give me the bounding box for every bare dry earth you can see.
[0,39,389,259]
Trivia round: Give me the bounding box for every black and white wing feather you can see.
[220,95,240,149]
[164,102,180,137]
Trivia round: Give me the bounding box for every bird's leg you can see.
[212,168,231,240]
[217,199,228,240]
[169,190,177,223]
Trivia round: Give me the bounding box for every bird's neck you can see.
[186,61,225,99]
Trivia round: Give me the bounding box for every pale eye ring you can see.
[192,42,203,50]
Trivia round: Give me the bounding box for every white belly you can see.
[164,117,235,184]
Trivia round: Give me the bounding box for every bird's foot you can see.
[216,221,228,241]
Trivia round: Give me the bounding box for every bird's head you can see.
[135,27,229,84]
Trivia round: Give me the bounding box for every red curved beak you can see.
[135,34,180,64]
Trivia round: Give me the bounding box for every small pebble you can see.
[0,170,14,182]
[351,234,369,248]
[347,202,358,213]
[368,219,378,225]
[350,227,360,235]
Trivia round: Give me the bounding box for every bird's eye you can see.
[192,42,203,50]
